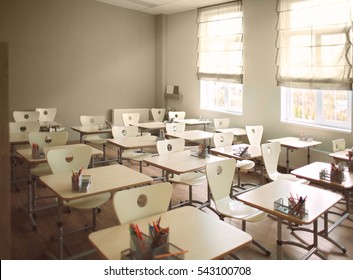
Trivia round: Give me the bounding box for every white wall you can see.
[0,0,156,140]
[163,0,353,152]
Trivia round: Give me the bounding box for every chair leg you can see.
[188,185,193,205]
[242,220,271,256]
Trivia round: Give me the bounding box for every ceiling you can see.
[94,0,229,15]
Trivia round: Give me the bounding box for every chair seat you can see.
[122,150,152,160]
[65,192,111,209]
[30,163,52,177]
[84,138,107,145]
[216,197,267,222]
[275,173,310,184]
[169,172,206,186]
[236,159,255,170]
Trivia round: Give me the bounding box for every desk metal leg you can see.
[286,148,290,173]
[307,147,311,164]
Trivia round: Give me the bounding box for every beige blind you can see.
[197,1,243,83]
[276,0,353,90]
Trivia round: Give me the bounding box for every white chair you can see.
[9,121,41,185]
[35,108,57,122]
[332,139,345,152]
[261,142,309,184]
[13,111,40,122]
[214,118,229,129]
[80,115,108,161]
[112,182,172,225]
[206,158,271,256]
[122,112,140,126]
[213,132,256,192]
[168,111,185,121]
[28,131,69,221]
[151,108,166,122]
[112,126,154,172]
[245,125,263,147]
[156,138,206,207]
[46,145,111,231]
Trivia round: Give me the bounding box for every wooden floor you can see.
[10,143,353,260]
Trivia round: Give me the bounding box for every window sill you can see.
[280,120,352,134]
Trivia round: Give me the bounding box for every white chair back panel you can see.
[28,131,68,148]
[113,182,172,224]
[168,111,185,121]
[261,141,281,179]
[9,121,40,134]
[165,122,186,133]
[214,132,233,148]
[332,138,345,152]
[206,158,236,204]
[35,108,57,122]
[214,118,229,129]
[151,108,165,122]
[245,125,263,147]
[13,111,40,122]
[122,113,140,126]
[47,145,91,174]
[80,115,105,126]
[157,138,185,155]
[112,126,139,138]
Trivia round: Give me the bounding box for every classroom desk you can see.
[165,129,214,148]
[237,179,342,259]
[136,121,165,135]
[210,144,263,185]
[16,144,103,230]
[144,150,223,209]
[71,125,112,143]
[88,206,252,260]
[39,121,61,131]
[291,161,353,230]
[107,136,157,164]
[268,137,322,173]
[174,119,212,131]
[39,164,153,260]
[329,149,353,163]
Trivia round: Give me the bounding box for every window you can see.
[276,0,353,131]
[197,1,243,114]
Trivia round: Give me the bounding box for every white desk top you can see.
[175,119,212,125]
[268,137,322,149]
[39,164,152,201]
[16,143,103,164]
[88,206,252,260]
[137,121,165,130]
[166,130,214,141]
[237,179,341,225]
[39,121,61,128]
[144,150,223,174]
[214,127,247,136]
[211,144,262,160]
[108,136,157,149]
[329,149,353,161]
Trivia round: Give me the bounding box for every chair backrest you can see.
[206,158,236,205]
[332,138,345,152]
[168,111,185,121]
[213,132,233,148]
[245,125,263,147]
[28,131,68,148]
[214,118,230,129]
[165,122,186,133]
[35,108,57,122]
[112,182,173,224]
[13,111,40,122]
[122,113,140,126]
[157,138,185,155]
[112,126,138,138]
[261,141,281,179]
[47,145,92,174]
[80,115,105,126]
[151,108,165,122]
[9,121,40,134]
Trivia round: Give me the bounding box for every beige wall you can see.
[164,0,353,151]
[1,0,156,140]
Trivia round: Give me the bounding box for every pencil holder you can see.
[32,143,39,159]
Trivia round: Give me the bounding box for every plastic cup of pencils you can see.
[71,173,82,192]
[130,232,152,259]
